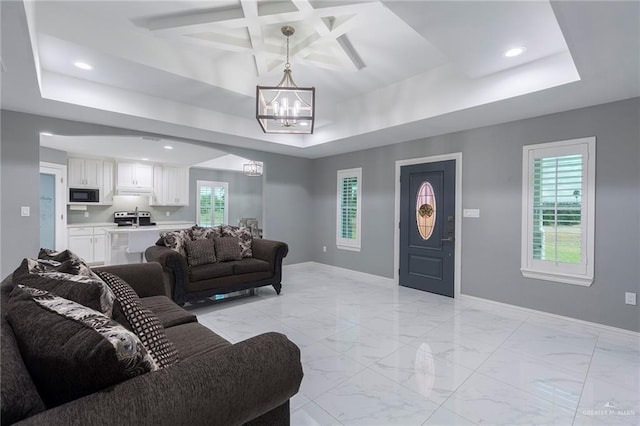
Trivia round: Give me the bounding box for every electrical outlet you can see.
[625,292,636,306]
[166,211,170,217]
[84,212,90,218]
[323,246,327,253]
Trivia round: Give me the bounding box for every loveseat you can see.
[1,261,303,425]
[145,225,288,306]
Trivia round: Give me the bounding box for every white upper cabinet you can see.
[68,158,103,188]
[149,165,189,206]
[117,162,153,190]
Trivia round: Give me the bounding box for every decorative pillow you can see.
[157,229,190,257]
[12,258,115,317]
[7,285,157,408]
[188,225,222,241]
[221,226,253,258]
[185,239,217,267]
[95,271,179,369]
[215,237,242,262]
[38,248,93,276]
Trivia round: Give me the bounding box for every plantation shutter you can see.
[532,154,584,264]
[197,181,228,227]
[340,176,359,239]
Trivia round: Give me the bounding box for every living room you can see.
[1,1,639,425]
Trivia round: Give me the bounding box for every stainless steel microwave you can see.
[69,188,99,203]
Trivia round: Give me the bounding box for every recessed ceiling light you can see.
[141,157,149,161]
[163,145,173,150]
[40,131,53,136]
[504,47,526,58]
[74,61,93,70]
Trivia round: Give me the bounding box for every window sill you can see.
[337,244,361,252]
[521,268,593,287]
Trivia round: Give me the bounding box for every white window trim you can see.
[521,137,595,286]
[336,168,362,252]
[196,180,229,226]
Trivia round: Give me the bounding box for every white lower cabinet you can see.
[68,226,111,264]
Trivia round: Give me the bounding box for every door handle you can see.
[441,237,454,242]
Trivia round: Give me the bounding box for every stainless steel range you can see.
[114,211,156,227]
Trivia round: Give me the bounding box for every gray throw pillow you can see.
[7,285,157,408]
[215,237,242,262]
[95,271,179,369]
[185,238,217,267]
[221,226,253,258]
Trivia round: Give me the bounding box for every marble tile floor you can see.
[189,263,640,426]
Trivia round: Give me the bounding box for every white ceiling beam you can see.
[241,0,268,76]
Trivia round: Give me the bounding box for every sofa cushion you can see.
[95,271,179,369]
[185,238,217,267]
[230,258,271,275]
[140,295,197,328]
[12,257,115,317]
[189,262,234,282]
[163,322,231,361]
[221,226,253,258]
[7,285,157,408]
[215,236,243,262]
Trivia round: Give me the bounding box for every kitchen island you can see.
[103,222,193,265]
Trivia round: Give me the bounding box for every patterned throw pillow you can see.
[12,257,116,317]
[7,285,157,408]
[215,237,242,262]
[185,239,217,267]
[95,271,179,369]
[188,225,222,241]
[221,226,253,258]
[157,230,190,257]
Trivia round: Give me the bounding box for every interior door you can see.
[399,160,455,297]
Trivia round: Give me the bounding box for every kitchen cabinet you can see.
[101,161,114,205]
[67,226,111,264]
[149,165,189,206]
[68,158,102,188]
[117,162,153,189]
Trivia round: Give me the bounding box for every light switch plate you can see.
[21,206,30,217]
[463,208,480,218]
[625,292,637,305]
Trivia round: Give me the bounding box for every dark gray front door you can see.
[399,160,455,297]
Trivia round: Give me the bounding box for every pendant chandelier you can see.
[243,161,263,177]
[256,26,315,134]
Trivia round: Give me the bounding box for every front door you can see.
[399,160,455,297]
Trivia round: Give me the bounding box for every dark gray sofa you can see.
[145,236,288,306]
[1,262,303,425]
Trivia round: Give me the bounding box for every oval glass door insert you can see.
[416,181,436,240]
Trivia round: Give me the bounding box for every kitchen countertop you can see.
[68,221,194,228]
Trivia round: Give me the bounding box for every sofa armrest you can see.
[145,245,190,304]
[93,263,166,298]
[16,332,303,426]
[251,239,288,269]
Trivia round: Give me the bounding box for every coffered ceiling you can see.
[1,1,638,158]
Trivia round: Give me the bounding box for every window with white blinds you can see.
[336,168,362,251]
[196,181,228,227]
[521,137,595,286]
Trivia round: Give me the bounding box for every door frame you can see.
[394,153,463,297]
[40,162,68,251]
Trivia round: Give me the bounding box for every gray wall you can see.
[311,98,640,332]
[39,146,67,165]
[0,110,313,277]
[189,167,263,226]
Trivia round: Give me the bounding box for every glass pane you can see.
[40,173,56,249]
[416,182,436,240]
[532,154,583,264]
[340,176,358,240]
